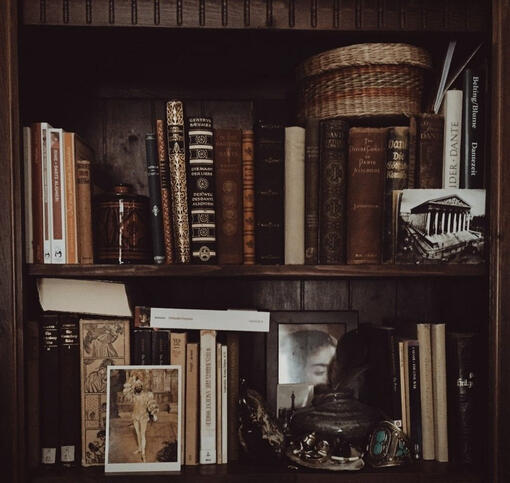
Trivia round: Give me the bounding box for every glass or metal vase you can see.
[94,184,151,264]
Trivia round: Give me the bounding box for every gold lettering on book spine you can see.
[166,101,190,263]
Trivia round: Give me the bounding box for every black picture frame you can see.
[266,311,358,416]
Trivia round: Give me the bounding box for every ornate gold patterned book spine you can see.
[166,100,190,263]
[156,119,174,263]
[242,130,255,264]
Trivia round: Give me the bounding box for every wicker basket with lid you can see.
[297,43,432,121]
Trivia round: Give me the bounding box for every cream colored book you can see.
[170,332,187,463]
[199,330,216,464]
[216,343,222,464]
[221,344,228,464]
[432,323,448,462]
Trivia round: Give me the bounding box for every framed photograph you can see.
[277,383,314,415]
[105,366,181,474]
[266,311,358,415]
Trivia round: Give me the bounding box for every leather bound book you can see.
[26,320,40,470]
[133,328,152,365]
[242,130,255,265]
[40,314,59,465]
[151,329,170,365]
[156,119,174,263]
[284,126,306,264]
[319,119,349,264]
[407,117,417,189]
[417,114,444,189]
[145,133,166,264]
[188,117,217,264]
[75,136,95,264]
[215,128,243,264]
[346,127,387,264]
[254,121,284,265]
[58,315,80,466]
[304,119,320,265]
[446,332,478,465]
[383,127,409,263]
[166,100,191,263]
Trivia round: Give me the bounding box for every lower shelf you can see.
[30,461,483,482]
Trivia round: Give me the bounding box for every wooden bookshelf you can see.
[2,1,509,483]
[27,263,486,279]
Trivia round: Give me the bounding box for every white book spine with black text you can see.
[221,344,228,464]
[200,330,216,464]
[442,90,463,188]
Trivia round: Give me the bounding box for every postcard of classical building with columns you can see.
[395,189,486,264]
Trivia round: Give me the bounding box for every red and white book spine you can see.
[200,330,216,464]
[221,344,228,463]
[23,126,33,263]
[48,128,66,263]
[41,123,53,263]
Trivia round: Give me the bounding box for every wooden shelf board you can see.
[26,263,486,279]
[29,462,483,483]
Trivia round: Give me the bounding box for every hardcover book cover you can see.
[200,330,217,464]
[416,114,444,189]
[188,118,217,264]
[242,130,256,264]
[395,189,486,264]
[304,119,320,264]
[80,319,130,466]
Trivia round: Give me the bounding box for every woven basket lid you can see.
[297,43,432,80]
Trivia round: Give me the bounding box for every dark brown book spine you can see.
[319,119,349,264]
[242,130,255,265]
[226,332,240,461]
[408,116,417,189]
[133,328,153,365]
[31,123,44,263]
[347,127,387,264]
[151,329,170,365]
[304,119,320,264]
[26,319,40,470]
[254,121,284,265]
[166,100,191,263]
[156,119,174,263]
[215,128,243,264]
[383,127,409,263]
[417,114,444,189]
[40,314,59,465]
[58,316,80,465]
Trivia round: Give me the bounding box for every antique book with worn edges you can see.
[79,319,130,466]
[416,114,444,189]
[145,133,166,264]
[40,314,60,465]
[319,119,349,264]
[151,329,170,365]
[215,128,243,264]
[254,121,284,264]
[166,100,190,263]
[156,119,174,263]
[284,126,306,264]
[242,130,255,264]
[58,315,80,465]
[347,127,387,264]
[383,127,409,262]
[188,117,217,264]
[304,119,320,264]
[461,69,484,188]
[226,332,240,461]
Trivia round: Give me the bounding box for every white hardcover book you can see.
[417,323,435,460]
[221,344,228,464]
[284,126,306,264]
[23,126,33,263]
[431,323,448,462]
[48,128,66,263]
[41,123,53,263]
[200,330,216,464]
[442,90,463,188]
[150,307,269,332]
[37,278,132,316]
[216,343,222,464]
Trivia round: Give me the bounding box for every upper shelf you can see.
[24,0,487,32]
[26,263,486,279]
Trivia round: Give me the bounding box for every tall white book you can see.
[417,323,435,460]
[431,323,448,462]
[442,89,463,188]
[48,128,66,263]
[221,344,228,464]
[284,126,306,264]
[200,330,217,464]
[40,122,53,263]
[23,126,33,263]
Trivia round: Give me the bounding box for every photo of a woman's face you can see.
[278,324,344,386]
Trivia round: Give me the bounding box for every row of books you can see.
[363,323,478,464]
[35,312,241,469]
[23,124,95,264]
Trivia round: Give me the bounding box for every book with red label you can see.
[215,128,243,264]
[48,128,66,263]
[347,127,387,264]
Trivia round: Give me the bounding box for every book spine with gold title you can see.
[242,130,255,264]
